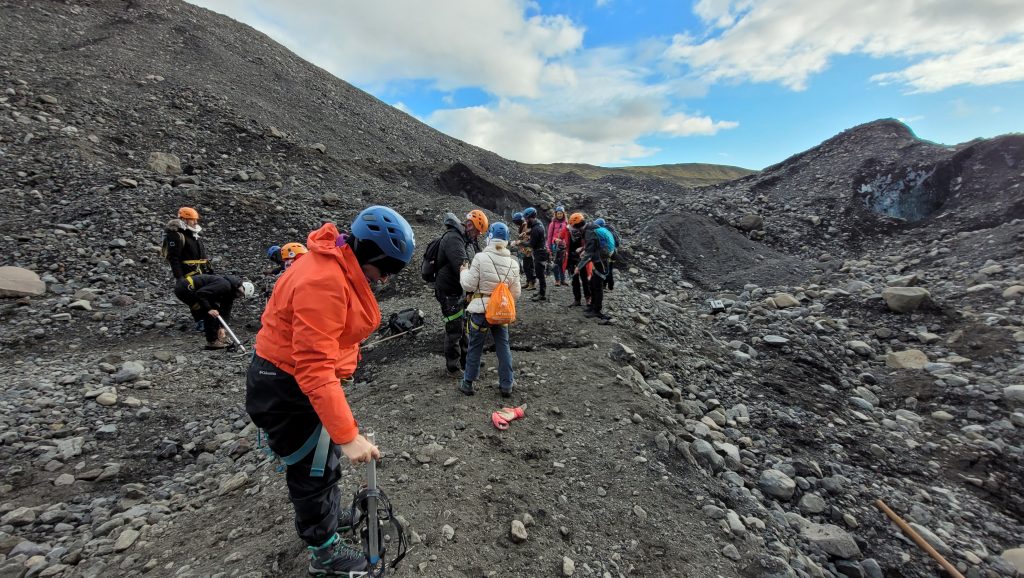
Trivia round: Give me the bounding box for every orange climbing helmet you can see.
[465,210,489,235]
[178,207,199,220]
[569,212,585,227]
[281,242,308,260]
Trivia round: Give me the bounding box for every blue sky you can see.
[189,0,1023,169]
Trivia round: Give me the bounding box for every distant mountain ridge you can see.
[525,162,756,187]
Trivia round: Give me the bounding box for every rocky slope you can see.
[1,1,1023,578]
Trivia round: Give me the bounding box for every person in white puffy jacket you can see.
[458,222,522,397]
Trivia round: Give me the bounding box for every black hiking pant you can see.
[245,356,343,547]
[570,261,591,303]
[589,261,607,315]
[173,284,234,343]
[437,293,467,373]
[523,254,535,284]
[605,258,615,291]
[533,254,548,297]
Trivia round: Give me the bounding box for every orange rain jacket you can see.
[254,222,381,445]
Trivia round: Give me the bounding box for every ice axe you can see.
[215,315,246,354]
[349,432,407,576]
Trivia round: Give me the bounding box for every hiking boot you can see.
[568,300,581,307]
[308,533,368,576]
[531,294,547,302]
[445,366,463,379]
[525,282,536,291]
[459,379,475,396]
[205,337,230,350]
[584,310,601,318]
[500,388,512,399]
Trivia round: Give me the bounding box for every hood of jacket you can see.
[443,212,466,235]
[484,239,511,255]
[306,222,354,265]
[166,219,183,232]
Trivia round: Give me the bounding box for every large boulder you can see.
[147,152,182,175]
[0,266,45,298]
[758,469,796,500]
[886,350,928,369]
[881,287,930,313]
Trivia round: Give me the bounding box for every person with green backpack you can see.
[459,222,521,397]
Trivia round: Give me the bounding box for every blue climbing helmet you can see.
[266,245,281,259]
[487,222,509,243]
[555,205,565,213]
[523,207,537,218]
[350,205,416,275]
[594,218,606,227]
[512,211,524,223]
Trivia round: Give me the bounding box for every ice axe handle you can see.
[365,432,380,565]
[216,315,246,353]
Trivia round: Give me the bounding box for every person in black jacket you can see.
[174,274,254,349]
[435,210,487,376]
[162,207,213,280]
[566,213,591,307]
[575,223,611,321]
[524,207,549,301]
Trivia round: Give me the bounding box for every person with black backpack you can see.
[524,207,549,302]
[426,210,487,377]
[162,207,213,280]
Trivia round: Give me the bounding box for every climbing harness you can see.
[348,433,408,577]
[257,423,333,477]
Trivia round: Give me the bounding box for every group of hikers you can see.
[161,202,620,576]
[427,205,620,399]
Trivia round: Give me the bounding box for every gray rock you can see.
[907,523,951,555]
[798,493,826,514]
[758,469,796,500]
[510,520,528,543]
[562,556,575,576]
[742,555,797,578]
[691,439,725,472]
[881,287,930,313]
[736,213,764,232]
[0,266,45,298]
[113,361,145,383]
[800,522,860,557]
[1003,385,1024,403]
[722,543,742,561]
[1,507,36,526]
[147,151,182,175]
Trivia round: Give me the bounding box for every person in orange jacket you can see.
[245,206,415,576]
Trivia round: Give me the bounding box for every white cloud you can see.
[189,0,584,98]
[188,0,738,165]
[669,0,1024,92]
[428,47,737,164]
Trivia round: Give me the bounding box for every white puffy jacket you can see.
[460,240,522,314]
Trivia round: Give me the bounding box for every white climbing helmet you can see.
[241,281,255,298]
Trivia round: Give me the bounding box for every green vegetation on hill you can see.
[525,162,756,187]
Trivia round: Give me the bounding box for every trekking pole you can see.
[362,325,425,350]
[365,432,381,570]
[216,315,246,354]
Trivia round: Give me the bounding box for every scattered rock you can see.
[147,151,182,175]
[0,266,46,298]
[758,469,796,500]
[881,287,930,313]
[886,350,928,369]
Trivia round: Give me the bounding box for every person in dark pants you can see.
[513,212,535,290]
[162,206,213,280]
[173,274,254,349]
[575,222,611,321]
[566,213,591,307]
[246,206,416,576]
[594,218,621,291]
[434,210,487,377]
[525,207,549,301]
